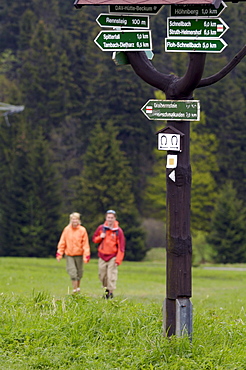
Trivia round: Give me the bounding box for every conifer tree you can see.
[25,127,62,256]
[0,125,62,257]
[207,182,246,263]
[18,19,58,134]
[76,120,147,260]
[0,118,17,255]
[190,113,219,231]
[18,9,37,51]
[196,71,246,204]
[0,0,34,51]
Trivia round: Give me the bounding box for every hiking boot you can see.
[103,289,109,299]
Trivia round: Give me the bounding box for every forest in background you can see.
[0,0,245,261]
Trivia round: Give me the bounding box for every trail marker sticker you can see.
[166,155,178,169]
[169,170,176,182]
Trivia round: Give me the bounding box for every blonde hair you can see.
[69,212,81,224]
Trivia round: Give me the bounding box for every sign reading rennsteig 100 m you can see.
[141,100,200,121]
[96,13,149,29]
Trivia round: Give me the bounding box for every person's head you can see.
[69,212,81,228]
[105,209,116,227]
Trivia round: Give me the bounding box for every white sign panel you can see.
[158,133,181,151]
[166,154,178,169]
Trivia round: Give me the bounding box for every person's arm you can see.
[56,229,67,260]
[92,225,104,244]
[115,228,125,266]
[82,228,91,263]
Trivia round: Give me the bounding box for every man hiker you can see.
[92,210,125,299]
[56,212,90,294]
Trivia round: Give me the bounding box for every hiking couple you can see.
[56,210,125,298]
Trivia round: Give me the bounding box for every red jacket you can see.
[92,220,125,265]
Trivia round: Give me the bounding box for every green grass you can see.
[1,256,246,369]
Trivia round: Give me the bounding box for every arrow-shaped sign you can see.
[170,1,227,18]
[167,17,229,39]
[169,170,176,182]
[96,13,149,29]
[165,38,227,53]
[141,100,200,121]
[94,30,152,52]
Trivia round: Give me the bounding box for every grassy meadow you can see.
[1,250,246,369]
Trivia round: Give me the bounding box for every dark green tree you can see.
[0,125,62,257]
[18,9,37,51]
[0,0,34,52]
[76,120,147,261]
[196,77,246,204]
[18,20,58,134]
[207,181,246,263]
[190,112,219,232]
[79,51,156,212]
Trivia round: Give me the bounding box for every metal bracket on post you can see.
[176,298,193,339]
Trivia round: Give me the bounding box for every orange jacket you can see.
[57,224,90,263]
[92,220,125,265]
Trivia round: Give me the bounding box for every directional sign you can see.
[167,17,229,38]
[96,13,149,29]
[170,1,227,18]
[165,38,227,53]
[109,5,163,15]
[94,30,152,52]
[141,100,200,121]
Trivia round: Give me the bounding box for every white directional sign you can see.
[158,133,181,151]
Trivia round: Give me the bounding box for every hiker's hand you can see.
[85,255,90,263]
[56,253,62,261]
